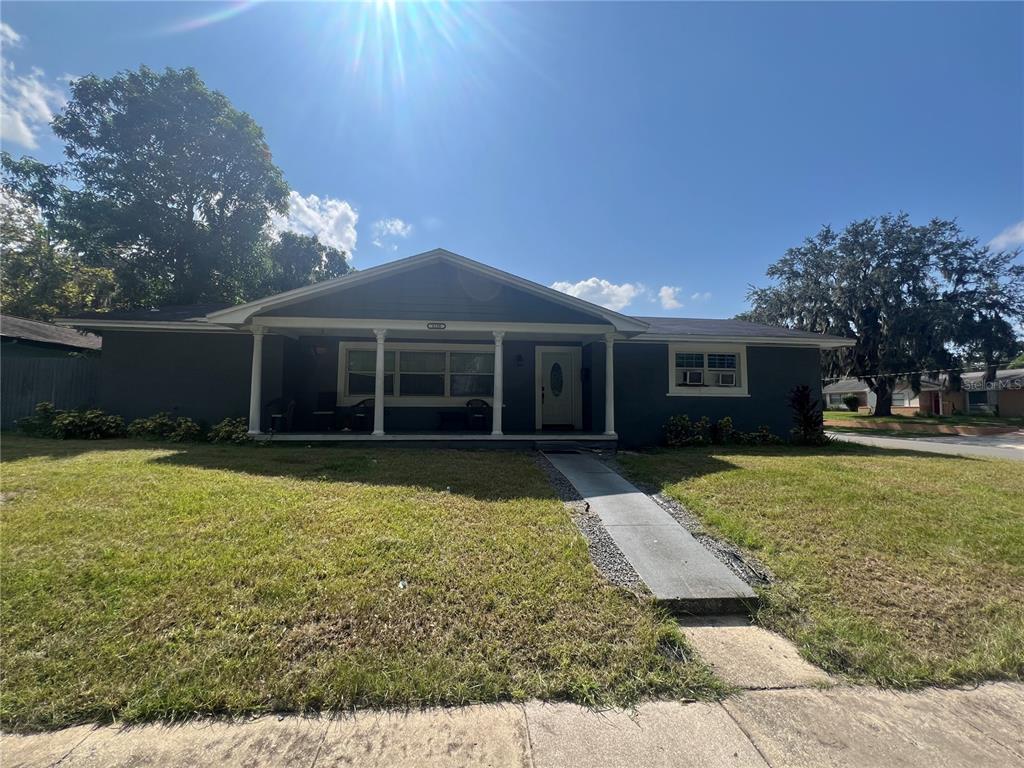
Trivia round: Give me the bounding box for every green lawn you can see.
[0,436,719,731]
[620,445,1024,688]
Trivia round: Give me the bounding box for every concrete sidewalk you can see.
[4,684,1022,767]
[829,430,1024,461]
[544,451,755,612]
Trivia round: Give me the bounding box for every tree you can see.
[1,188,115,320]
[1008,353,1024,370]
[744,214,1024,417]
[3,66,289,307]
[260,231,350,295]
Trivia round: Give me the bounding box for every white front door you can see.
[539,350,577,428]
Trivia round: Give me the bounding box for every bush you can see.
[789,385,828,446]
[842,394,861,412]
[51,409,126,440]
[734,424,784,446]
[664,414,712,446]
[19,402,125,440]
[208,417,252,444]
[17,402,59,437]
[711,416,734,444]
[128,413,203,442]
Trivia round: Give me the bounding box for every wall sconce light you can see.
[515,354,525,368]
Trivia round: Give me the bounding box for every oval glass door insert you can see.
[550,362,564,396]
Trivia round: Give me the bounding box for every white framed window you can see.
[667,343,749,397]
[338,343,495,406]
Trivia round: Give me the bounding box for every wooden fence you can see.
[1,356,100,429]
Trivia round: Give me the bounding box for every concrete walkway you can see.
[829,430,1024,461]
[5,684,1023,767]
[544,452,755,612]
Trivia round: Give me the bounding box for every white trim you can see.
[57,320,239,333]
[535,346,583,430]
[625,335,854,349]
[207,249,649,332]
[337,341,496,407]
[667,343,750,398]
[254,432,616,443]
[253,316,613,336]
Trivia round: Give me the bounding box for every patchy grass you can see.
[0,436,720,731]
[619,444,1024,688]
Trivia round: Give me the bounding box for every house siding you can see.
[97,331,283,425]
[612,343,821,448]
[262,262,606,325]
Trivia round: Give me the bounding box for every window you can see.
[347,350,395,396]
[340,344,494,402]
[668,344,748,396]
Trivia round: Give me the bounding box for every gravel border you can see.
[534,453,646,593]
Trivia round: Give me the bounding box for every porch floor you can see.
[254,431,616,447]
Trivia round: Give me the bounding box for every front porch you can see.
[253,430,618,450]
[244,321,622,441]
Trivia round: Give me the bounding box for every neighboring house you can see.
[822,378,940,415]
[1,314,101,358]
[951,370,1024,417]
[62,249,851,448]
[0,314,102,428]
[823,370,1024,418]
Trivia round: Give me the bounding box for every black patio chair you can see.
[350,398,374,432]
[312,391,338,431]
[267,398,296,433]
[466,398,491,431]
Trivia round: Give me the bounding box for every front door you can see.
[538,349,578,429]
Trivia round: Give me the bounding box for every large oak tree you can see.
[3,66,348,310]
[744,214,1024,416]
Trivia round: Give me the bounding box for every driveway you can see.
[828,430,1024,461]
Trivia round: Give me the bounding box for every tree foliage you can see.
[1,66,350,312]
[744,214,1024,416]
[1,189,116,320]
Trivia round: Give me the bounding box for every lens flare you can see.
[159,1,260,35]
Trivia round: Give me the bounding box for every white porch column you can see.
[247,328,265,435]
[491,331,505,436]
[372,329,387,436]
[604,333,616,436]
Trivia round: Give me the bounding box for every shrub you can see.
[664,414,712,446]
[51,409,127,440]
[128,413,203,442]
[208,417,252,444]
[711,416,734,444]
[842,394,861,412]
[128,412,177,440]
[735,425,784,446]
[17,402,59,437]
[789,385,828,446]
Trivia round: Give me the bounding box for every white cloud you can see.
[551,277,644,311]
[1,22,21,47]
[989,220,1024,251]
[657,286,683,310]
[690,291,712,303]
[0,25,67,150]
[270,190,359,254]
[371,217,412,250]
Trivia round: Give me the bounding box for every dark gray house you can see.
[63,249,851,448]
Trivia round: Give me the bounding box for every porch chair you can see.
[267,398,296,433]
[466,399,491,431]
[312,391,338,431]
[350,398,375,432]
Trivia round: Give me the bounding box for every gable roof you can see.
[207,248,650,332]
[0,314,101,350]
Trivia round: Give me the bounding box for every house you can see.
[822,378,940,415]
[0,314,102,428]
[1,314,101,358]
[950,370,1024,417]
[62,249,852,448]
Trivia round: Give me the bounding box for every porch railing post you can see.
[604,333,616,436]
[373,329,387,436]
[491,331,505,436]
[247,327,265,435]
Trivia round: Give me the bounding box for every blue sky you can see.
[2,1,1021,317]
